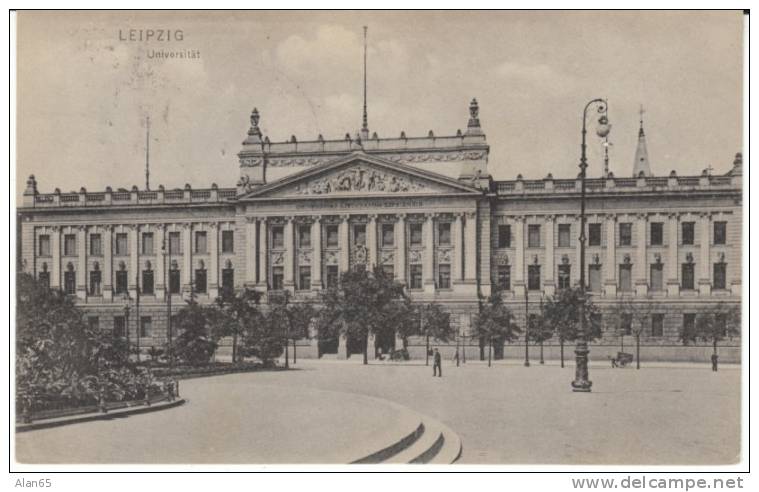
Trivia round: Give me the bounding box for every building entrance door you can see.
[347,334,366,357]
[318,336,338,357]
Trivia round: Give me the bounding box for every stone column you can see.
[699,212,712,295]
[182,223,193,294]
[367,214,377,269]
[395,331,405,351]
[258,219,268,289]
[245,218,257,286]
[453,213,464,283]
[512,216,525,296]
[128,224,139,298]
[156,224,165,300]
[543,215,555,296]
[603,215,617,297]
[367,331,376,360]
[102,225,112,300]
[76,225,87,299]
[311,216,322,289]
[209,223,219,297]
[464,211,478,284]
[396,214,406,283]
[338,332,348,360]
[666,213,680,296]
[51,227,61,290]
[339,215,350,273]
[284,217,295,290]
[423,213,436,293]
[635,213,648,296]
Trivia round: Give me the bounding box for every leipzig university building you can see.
[18,100,743,362]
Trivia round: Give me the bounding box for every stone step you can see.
[382,415,462,464]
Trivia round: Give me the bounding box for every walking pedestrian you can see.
[711,353,719,372]
[433,348,442,377]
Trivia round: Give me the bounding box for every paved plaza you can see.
[16,359,741,465]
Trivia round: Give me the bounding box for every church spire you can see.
[633,104,651,177]
[360,26,369,140]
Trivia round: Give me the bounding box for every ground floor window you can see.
[195,269,207,293]
[683,313,696,334]
[88,316,99,331]
[113,315,126,338]
[621,313,632,336]
[527,265,541,291]
[326,265,339,288]
[140,316,151,338]
[142,270,154,295]
[272,266,284,290]
[497,265,510,290]
[651,313,664,337]
[713,263,727,290]
[298,266,311,290]
[64,270,76,295]
[38,271,50,289]
[409,264,423,289]
[438,264,451,289]
[681,263,695,290]
[222,268,234,294]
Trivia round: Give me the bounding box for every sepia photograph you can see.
[11,9,747,474]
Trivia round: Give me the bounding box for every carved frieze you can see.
[294,165,427,195]
[239,157,263,168]
[437,248,452,264]
[408,250,423,264]
[352,244,368,264]
[298,250,312,265]
[271,252,284,265]
[324,251,339,265]
[380,250,395,265]
[385,150,487,163]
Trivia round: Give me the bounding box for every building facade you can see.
[18,100,743,362]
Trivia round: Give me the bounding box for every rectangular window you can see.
[353,224,366,246]
[438,223,451,246]
[221,230,234,253]
[89,234,102,256]
[115,233,128,256]
[115,270,128,294]
[272,266,284,290]
[650,222,663,246]
[619,264,632,292]
[558,264,571,289]
[195,269,207,293]
[326,265,339,288]
[713,263,727,290]
[409,264,423,289]
[63,270,76,295]
[497,265,511,290]
[64,234,77,256]
[409,223,423,247]
[588,223,602,247]
[298,225,311,248]
[113,316,126,338]
[382,223,395,247]
[141,232,154,255]
[38,234,51,256]
[621,313,632,336]
[590,313,603,335]
[169,269,181,294]
[140,317,151,338]
[682,222,695,245]
[588,265,602,293]
[438,264,451,289]
[88,316,99,331]
[381,264,394,279]
[326,225,339,247]
[272,226,285,249]
[528,265,541,291]
[650,263,664,291]
[683,313,696,334]
[168,232,181,255]
[38,271,50,289]
[142,270,154,295]
[222,268,234,294]
[194,231,207,254]
[651,314,664,337]
[89,270,102,296]
[713,221,727,245]
[298,266,311,291]
[681,263,695,290]
[558,224,571,248]
[528,225,541,248]
[619,223,632,246]
[497,225,511,248]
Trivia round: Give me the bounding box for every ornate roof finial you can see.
[24,174,38,195]
[633,104,651,177]
[465,98,484,136]
[638,104,645,137]
[243,108,263,145]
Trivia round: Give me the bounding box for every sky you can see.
[16,11,743,200]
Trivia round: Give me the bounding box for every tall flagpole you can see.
[361,26,368,137]
[145,115,151,191]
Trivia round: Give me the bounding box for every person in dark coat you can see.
[711,353,719,372]
[433,348,442,377]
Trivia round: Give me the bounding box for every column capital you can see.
[396,213,407,221]
[512,214,525,223]
[698,211,713,219]
[312,214,322,223]
[245,216,257,224]
[543,214,555,223]
[667,212,680,220]
[181,222,193,230]
[464,211,477,220]
[635,213,648,221]
[367,213,378,221]
[424,212,437,220]
[604,214,617,223]
[208,222,219,230]
[340,214,351,222]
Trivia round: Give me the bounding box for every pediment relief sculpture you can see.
[293,165,427,195]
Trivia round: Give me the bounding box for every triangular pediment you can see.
[239,152,483,200]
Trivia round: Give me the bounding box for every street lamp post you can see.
[572,98,610,393]
[123,300,131,361]
[524,286,530,367]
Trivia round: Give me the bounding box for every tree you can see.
[609,295,656,369]
[681,302,741,369]
[541,286,601,368]
[268,290,318,367]
[474,291,522,367]
[415,303,454,366]
[171,297,219,365]
[214,288,264,363]
[528,300,553,365]
[317,266,407,365]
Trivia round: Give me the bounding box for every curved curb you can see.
[15,399,186,433]
[351,423,425,464]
